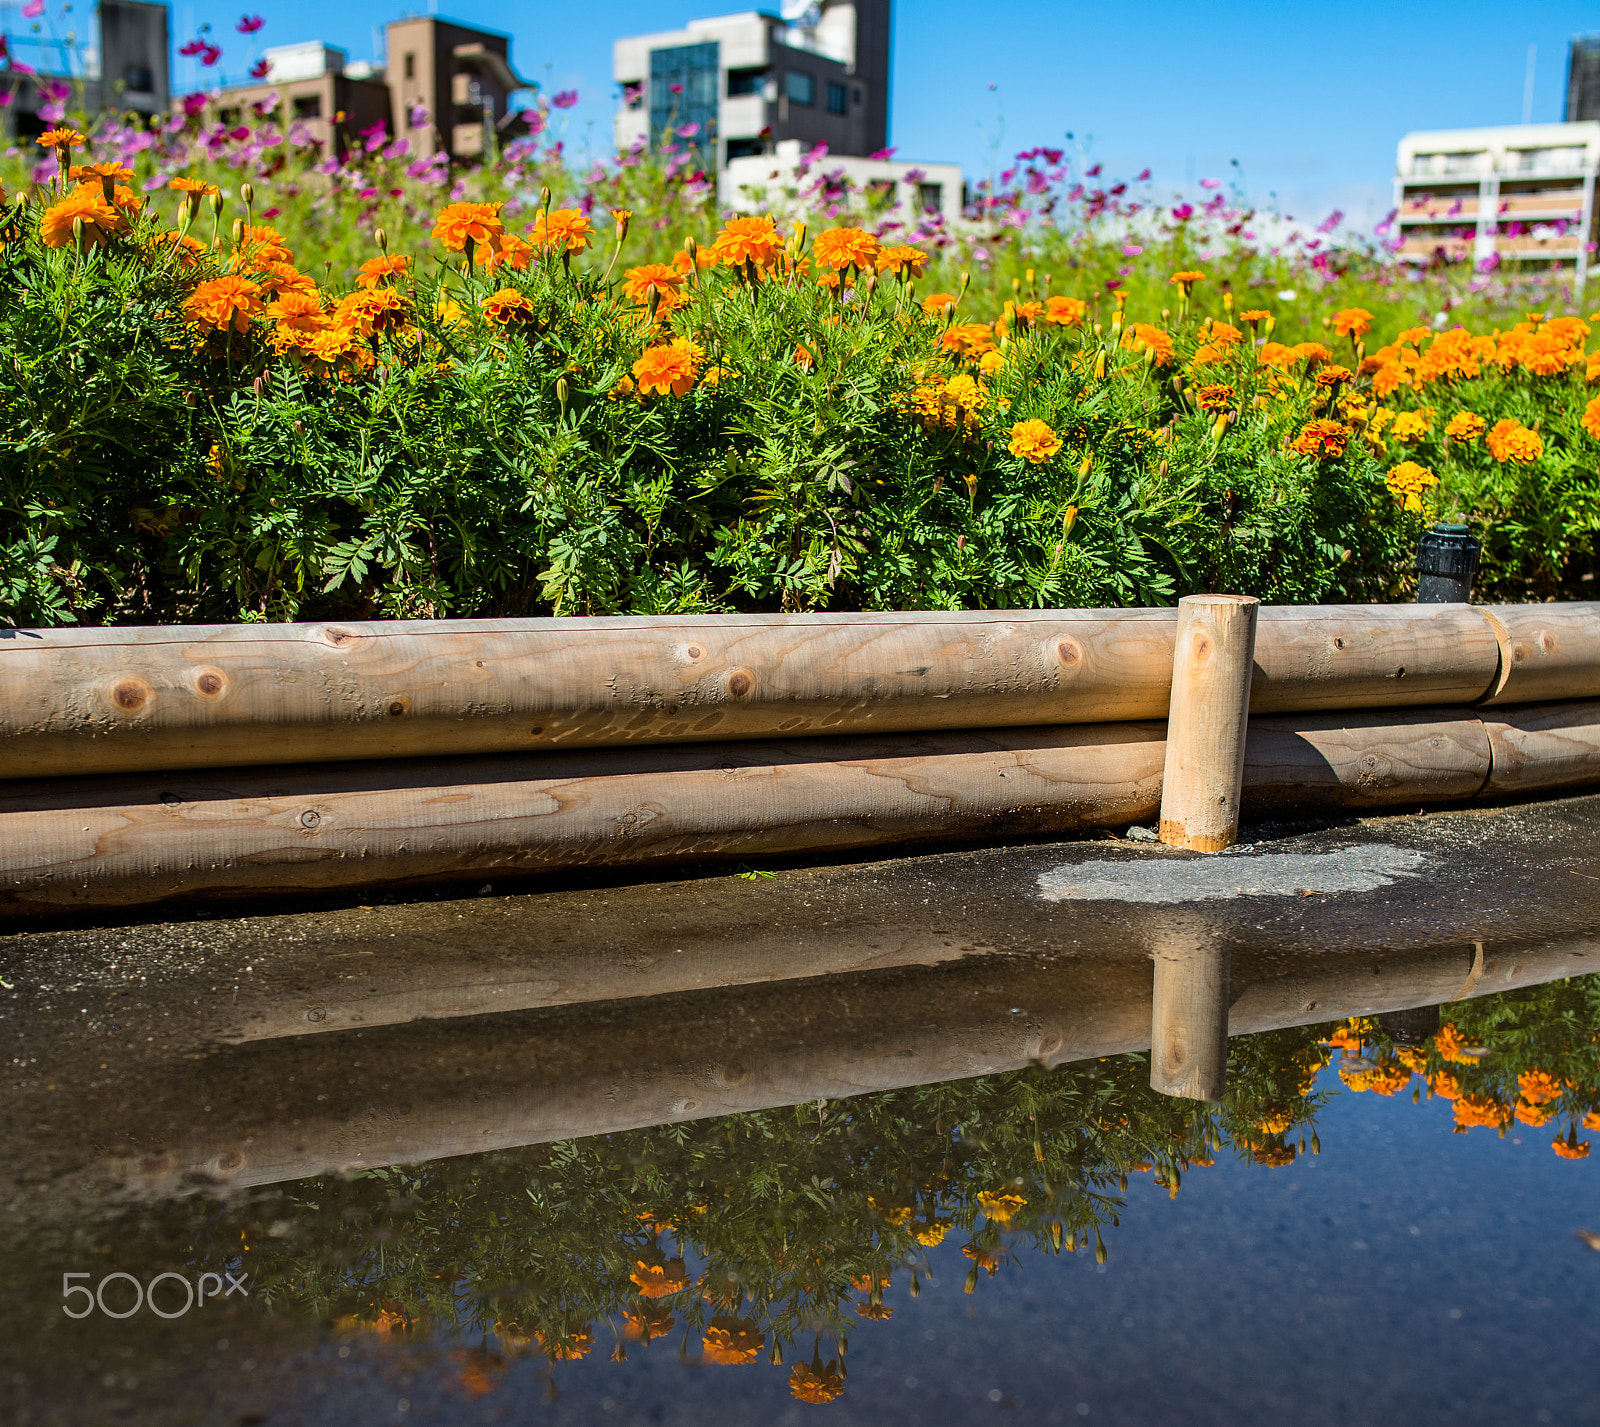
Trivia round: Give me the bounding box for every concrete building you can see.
[613,2,891,168]
[723,138,962,226]
[1566,35,1600,123]
[193,15,529,165]
[4,0,168,136]
[1392,123,1600,285]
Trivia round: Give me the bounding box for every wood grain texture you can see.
[0,602,1575,781]
[1249,603,1501,711]
[1242,708,1493,810]
[1477,602,1600,706]
[0,724,1169,916]
[1480,699,1600,794]
[0,609,1179,778]
[1160,595,1259,852]
[1150,932,1230,1101]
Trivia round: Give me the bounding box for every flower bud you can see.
[209,190,225,217]
[963,1267,979,1294]
[240,181,254,206]
[375,227,389,254]
[909,1273,921,1298]
[231,218,244,245]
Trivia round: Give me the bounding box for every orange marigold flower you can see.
[1552,1137,1591,1160]
[1257,341,1295,369]
[335,287,410,337]
[480,286,535,327]
[168,176,219,209]
[1333,307,1374,339]
[1515,1099,1552,1127]
[1123,322,1174,366]
[1169,269,1205,293]
[358,254,412,289]
[1314,364,1354,388]
[632,337,702,396]
[812,225,881,271]
[790,1361,845,1404]
[1370,361,1409,396]
[1044,295,1087,327]
[1454,1093,1507,1129]
[477,233,534,272]
[1292,419,1350,458]
[72,161,135,184]
[1518,1069,1563,1105]
[1196,383,1235,411]
[1444,411,1487,442]
[432,201,504,253]
[184,275,265,334]
[629,1258,688,1298]
[1584,396,1600,440]
[37,126,86,149]
[1291,341,1332,368]
[1238,308,1270,324]
[873,243,927,278]
[794,343,815,369]
[531,206,594,254]
[622,262,686,306]
[234,224,292,265]
[1431,1070,1462,1099]
[1584,1110,1600,1131]
[1008,418,1062,465]
[270,289,327,336]
[700,1316,763,1366]
[149,230,209,268]
[1486,418,1542,463]
[535,1327,592,1362]
[922,291,957,315]
[39,188,121,249]
[710,214,783,268]
[942,322,997,359]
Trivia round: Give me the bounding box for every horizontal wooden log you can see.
[6,702,1596,918]
[1478,602,1600,705]
[0,604,1528,780]
[1480,699,1600,795]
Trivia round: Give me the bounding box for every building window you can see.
[853,86,862,103]
[827,80,847,114]
[218,106,241,127]
[918,182,943,213]
[404,52,415,81]
[650,41,719,154]
[726,137,766,160]
[786,70,814,106]
[292,94,322,120]
[727,67,767,97]
[123,64,154,92]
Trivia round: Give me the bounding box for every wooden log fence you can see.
[0,601,1596,923]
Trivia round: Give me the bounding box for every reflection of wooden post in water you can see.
[1150,931,1230,1102]
[1159,595,1260,853]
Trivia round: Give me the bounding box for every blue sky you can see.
[151,0,1600,228]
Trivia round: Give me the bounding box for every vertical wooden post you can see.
[1150,932,1230,1102]
[1159,594,1260,853]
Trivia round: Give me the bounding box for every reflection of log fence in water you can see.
[0,602,1597,917]
[52,934,1596,1202]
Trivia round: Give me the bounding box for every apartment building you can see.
[193,16,528,164]
[4,0,168,137]
[613,2,891,168]
[1392,123,1600,285]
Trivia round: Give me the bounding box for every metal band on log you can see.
[5,702,1597,918]
[1,602,1566,780]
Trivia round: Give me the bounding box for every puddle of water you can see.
[1,972,1596,1425]
[1037,844,1429,903]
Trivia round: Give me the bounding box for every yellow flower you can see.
[914,1220,950,1247]
[1385,460,1439,513]
[1388,409,1432,442]
[978,348,1005,374]
[1444,410,1487,441]
[1007,418,1062,464]
[632,337,702,396]
[976,1190,1027,1224]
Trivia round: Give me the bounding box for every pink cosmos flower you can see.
[236,14,264,32]
[551,89,578,108]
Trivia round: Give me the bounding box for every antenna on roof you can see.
[1523,43,1537,125]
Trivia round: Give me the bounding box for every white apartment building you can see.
[723,138,964,227]
[1394,122,1600,285]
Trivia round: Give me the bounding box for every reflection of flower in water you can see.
[536,1326,593,1361]
[451,1346,506,1400]
[1256,1111,1294,1135]
[1435,1024,1484,1065]
[1247,1140,1296,1167]
[790,1358,846,1404]
[622,1301,676,1342]
[962,1244,1006,1275]
[1341,1060,1412,1096]
[976,1191,1026,1224]
[914,1220,949,1247]
[1515,1099,1553,1127]
[1553,1135,1591,1160]
[854,1301,893,1319]
[1517,1070,1563,1105]
[1452,1094,1505,1130]
[702,1315,764,1365]
[630,1257,687,1298]
[1430,1071,1462,1100]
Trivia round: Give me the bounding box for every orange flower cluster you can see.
[1485,417,1543,463]
[1453,1093,1507,1129]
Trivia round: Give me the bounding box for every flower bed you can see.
[1,127,1597,627]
